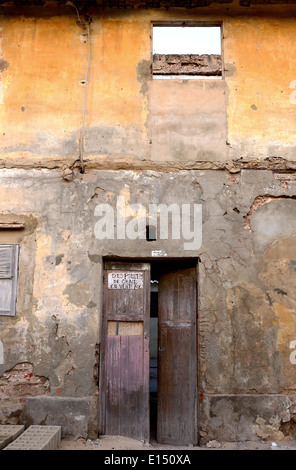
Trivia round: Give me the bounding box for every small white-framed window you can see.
[152,24,222,79]
[0,244,19,316]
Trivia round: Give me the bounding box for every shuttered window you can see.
[0,245,19,316]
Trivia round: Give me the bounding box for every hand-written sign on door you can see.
[108,272,144,290]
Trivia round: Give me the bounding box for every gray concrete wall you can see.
[0,167,296,441]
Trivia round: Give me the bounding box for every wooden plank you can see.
[105,335,149,441]
[107,314,144,322]
[118,335,129,438]
[100,262,150,441]
[105,271,146,319]
[98,311,107,435]
[157,265,198,446]
[105,336,121,435]
[128,336,149,441]
[105,262,150,271]
[158,324,196,445]
[119,336,148,440]
[107,321,144,336]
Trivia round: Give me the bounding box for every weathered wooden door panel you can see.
[100,262,150,442]
[105,335,149,439]
[157,266,198,446]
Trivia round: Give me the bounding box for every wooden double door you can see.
[99,260,198,446]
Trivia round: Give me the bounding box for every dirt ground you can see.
[57,435,296,451]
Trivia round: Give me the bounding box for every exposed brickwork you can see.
[0,363,50,425]
[153,54,222,76]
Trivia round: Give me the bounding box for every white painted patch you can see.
[108,272,144,290]
[0,340,4,364]
[151,250,167,257]
[74,415,86,421]
[289,340,296,364]
[290,80,296,105]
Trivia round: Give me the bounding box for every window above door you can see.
[152,24,223,79]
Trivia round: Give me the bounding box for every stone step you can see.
[0,425,25,450]
[3,425,61,450]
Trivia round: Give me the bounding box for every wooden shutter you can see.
[99,262,150,442]
[0,245,19,316]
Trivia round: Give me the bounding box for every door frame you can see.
[98,261,151,439]
[98,257,199,443]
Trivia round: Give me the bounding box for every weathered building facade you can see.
[1,0,296,444]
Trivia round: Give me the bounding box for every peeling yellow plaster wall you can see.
[0,16,85,148]
[0,13,151,158]
[1,9,296,160]
[88,17,151,128]
[274,302,296,353]
[261,236,296,389]
[225,16,296,156]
